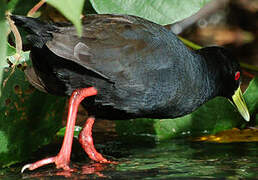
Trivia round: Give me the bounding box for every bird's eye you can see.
[235,71,240,80]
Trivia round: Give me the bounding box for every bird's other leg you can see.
[78,117,111,163]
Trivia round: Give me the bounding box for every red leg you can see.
[79,117,110,163]
[21,87,97,172]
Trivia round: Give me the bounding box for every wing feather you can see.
[45,14,172,83]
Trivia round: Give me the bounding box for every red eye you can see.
[235,71,240,80]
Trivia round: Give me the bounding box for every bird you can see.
[10,14,249,172]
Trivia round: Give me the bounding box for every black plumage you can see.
[12,14,240,119]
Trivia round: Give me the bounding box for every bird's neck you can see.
[164,53,220,118]
[194,53,225,99]
[187,53,223,108]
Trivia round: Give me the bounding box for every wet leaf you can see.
[195,128,258,143]
[90,0,211,25]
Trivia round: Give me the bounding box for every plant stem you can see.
[178,36,202,50]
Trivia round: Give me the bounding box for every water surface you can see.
[1,139,257,179]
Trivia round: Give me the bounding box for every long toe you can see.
[21,156,72,172]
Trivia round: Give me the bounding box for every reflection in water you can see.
[1,140,258,179]
[117,140,258,179]
[20,163,114,179]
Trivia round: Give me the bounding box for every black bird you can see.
[11,14,249,172]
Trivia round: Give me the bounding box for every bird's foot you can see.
[21,87,104,173]
[21,154,74,173]
[79,117,117,164]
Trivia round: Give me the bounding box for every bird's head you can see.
[197,46,250,122]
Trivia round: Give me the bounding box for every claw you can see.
[21,164,32,173]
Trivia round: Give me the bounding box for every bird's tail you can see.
[10,15,57,48]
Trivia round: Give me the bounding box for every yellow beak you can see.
[231,86,250,121]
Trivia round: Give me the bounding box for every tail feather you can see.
[11,15,57,48]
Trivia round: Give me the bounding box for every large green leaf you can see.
[46,0,85,35]
[90,0,211,25]
[116,78,258,142]
[0,51,66,167]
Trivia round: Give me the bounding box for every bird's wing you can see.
[46,14,176,83]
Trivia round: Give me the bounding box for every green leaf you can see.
[0,0,7,97]
[46,0,85,35]
[90,0,211,25]
[244,77,258,115]
[7,43,16,57]
[57,126,82,139]
[7,0,20,11]
[0,52,66,167]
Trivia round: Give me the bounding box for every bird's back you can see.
[13,14,212,119]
